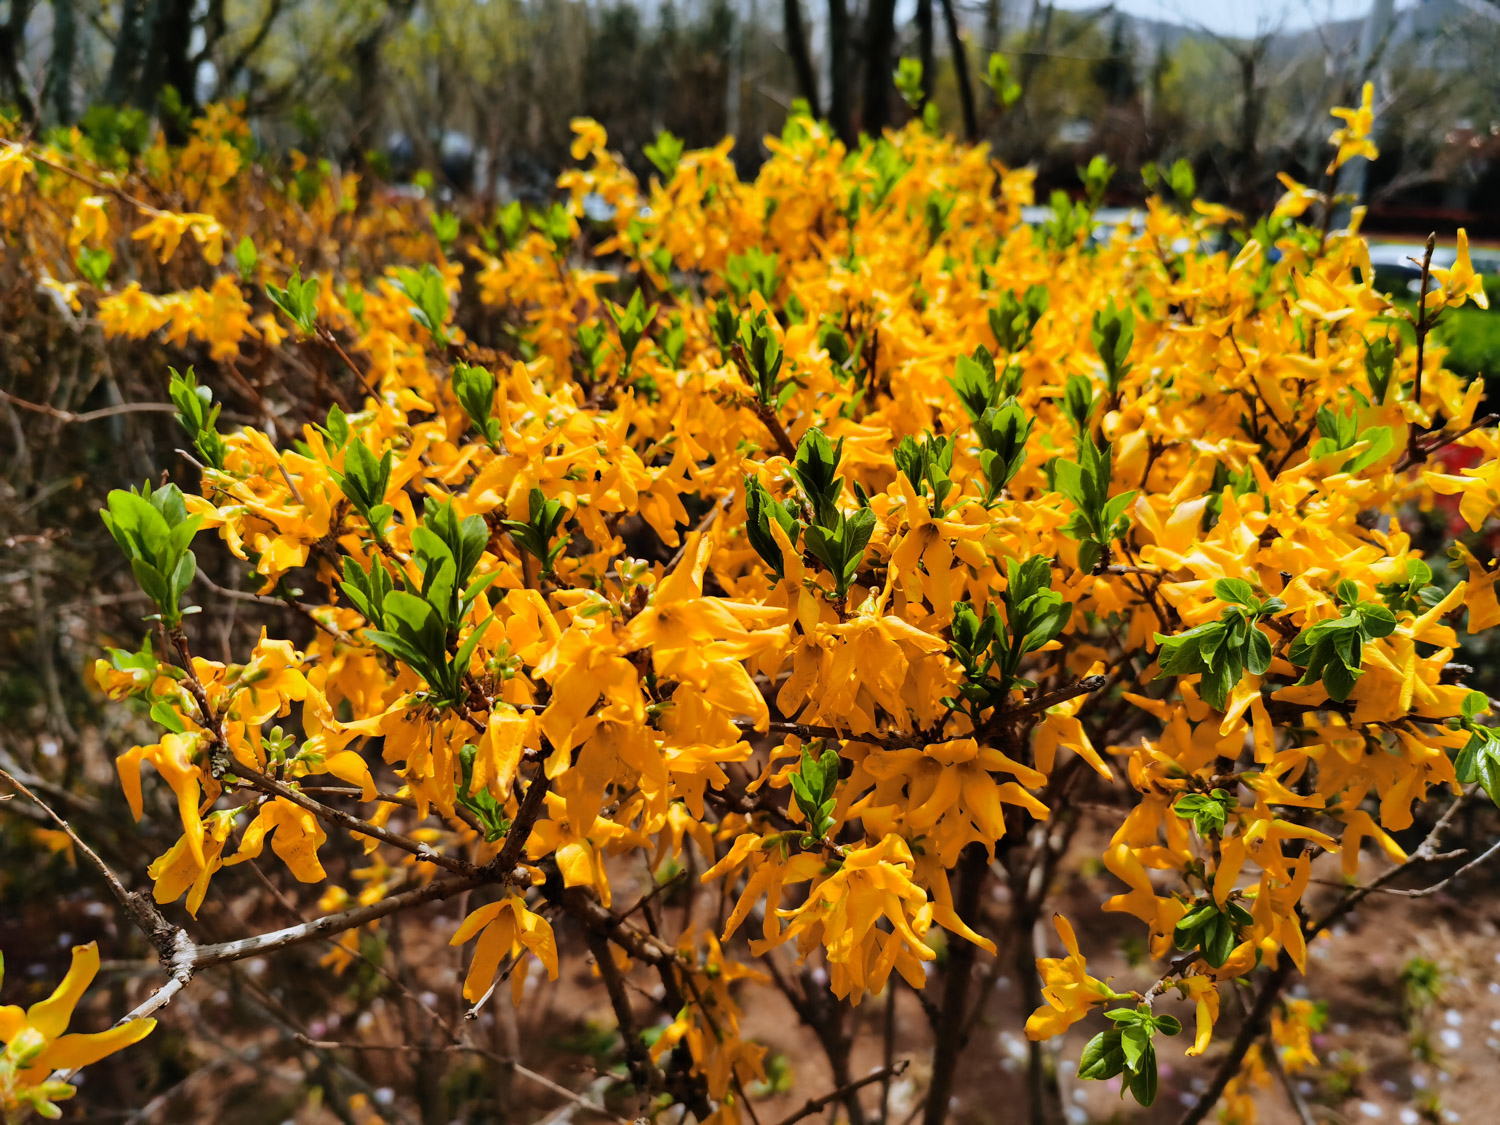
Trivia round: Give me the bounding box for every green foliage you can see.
[982,52,1021,108]
[266,267,320,335]
[975,400,1033,503]
[459,744,512,841]
[497,200,528,248]
[990,285,1049,354]
[660,314,687,368]
[1079,154,1115,208]
[1364,335,1399,404]
[234,235,258,278]
[867,139,910,208]
[644,129,685,180]
[1288,580,1398,702]
[501,487,570,577]
[1143,158,1197,209]
[452,363,502,449]
[710,301,738,354]
[1431,303,1500,384]
[1376,558,1443,615]
[793,429,874,597]
[925,192,956,244]
[1062,373,1097,436]
[531,202,573,248]
[894,58,924,110]
[1310,404,1394,474]
[76,246,112,286]
[169,366,227,470]
[789,742,840,845]
[100,482,202,627]
[1173,788,1233,837]
[1037,189,1092,250]
[744,477,800,580]
[577,321,611,382]
[431,210,461,250]
[339,555,395,631]
[894,432,954,515]
[78,103,151,164]
[1078,1006,1181,1107]
[725,248,780,303]
[1451,692,1500,808]
[1173,899,1254,968]
[948,345,1020,421]
[363,499,496,708]
[1052,439,1134,574]
[1153,579,1285,710]
[737,309,795,410]
[394,264,450,346]
[608,289,659,368]
[330,438,395,541]
[945,556,1072,720]
[1091,300,1135,395]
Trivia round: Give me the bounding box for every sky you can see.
[1049,0,1394,37]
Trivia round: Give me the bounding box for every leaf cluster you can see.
[945,556,1072,721]
[501,487,571,577]
[266,267,320,335]
[100,482,202,627]
[788,742,840,846]
[169,366,227,469]
[452,363,502,449]
[1288,580,1397,702]
[1078,1006,1181,1107]
[1176,896,1254,967]
[1154,579,1284,711]
[354,499,498,707]
[1052,439,1134,574]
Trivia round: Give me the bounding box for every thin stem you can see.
[772,1063,910,1125]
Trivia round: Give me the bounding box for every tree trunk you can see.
[916,0,934,108]
[827,0,853,143]
[1235,49,1261,212]
[862,0,898,137]
[983,0,1002,57]
[0,0,37,123]
[922,846,989,1125]
[940,0,977,141]
[47,0,76,125]
[349,0,417,165]
[135,0,197,130]
[783,0,820,119]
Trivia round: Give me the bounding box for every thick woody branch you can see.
[191,872,483,969]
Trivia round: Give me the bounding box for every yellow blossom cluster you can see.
[2,84,1496,1122]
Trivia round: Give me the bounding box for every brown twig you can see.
[1407,232,1437,463]
[772,1062,910,1125]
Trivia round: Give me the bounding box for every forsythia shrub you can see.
[2,81,1497,1123]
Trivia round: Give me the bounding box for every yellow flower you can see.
[69,195,109,248]
[224,796,329,882]
[450,896,559,1004]
[1431,229,1489,310]
[1024,914,1120,1040]
[1,943,155,1120]
[1328,81,1378,171]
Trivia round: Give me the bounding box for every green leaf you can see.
[1077,1030,1125,1081]
[1126,1042,1158,1106]
[150,699,185,733]
[1213,578,1256,607]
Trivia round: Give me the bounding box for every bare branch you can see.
[772,1062,910,1125]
